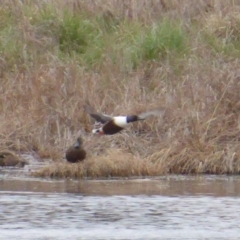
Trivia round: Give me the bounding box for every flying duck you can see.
[65,137,87,163]
[84,104,164,135]
[0,151,28,167]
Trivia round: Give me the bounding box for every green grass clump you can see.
[59,12,105,65]
[106,19,188,71]
[0,7,23,67]
[141,19,188,61]
[0,26,22,66]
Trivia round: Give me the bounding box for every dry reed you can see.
[1,0,240,178]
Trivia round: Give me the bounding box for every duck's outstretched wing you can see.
[138,108,166,120]
[84,105,113,124]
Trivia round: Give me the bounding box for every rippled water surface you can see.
[1,160,240,240]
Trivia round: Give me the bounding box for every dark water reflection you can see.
[1,173,240,239]
[1,175,240,197]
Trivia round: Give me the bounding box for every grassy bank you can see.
[1,0,240,178]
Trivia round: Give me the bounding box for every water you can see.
[1,159,240,240]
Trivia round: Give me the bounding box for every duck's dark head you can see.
[74,137,83,148]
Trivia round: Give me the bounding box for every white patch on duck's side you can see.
[92,127,103,134]
[113,116,128,128]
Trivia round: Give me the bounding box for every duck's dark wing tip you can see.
[84,104,112,124]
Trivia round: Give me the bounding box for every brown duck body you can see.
[99,115,139,135]
[0,151,27,167]
[65,137,87,163]
[101,120,124,135]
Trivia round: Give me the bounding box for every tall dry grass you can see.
[1,0,240,177]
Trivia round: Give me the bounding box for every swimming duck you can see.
[0,151,28,167]
[65,137,87,163]
[84,104,163,135]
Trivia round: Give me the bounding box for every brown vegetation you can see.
[1,0,240,178]
[35,149,162,178]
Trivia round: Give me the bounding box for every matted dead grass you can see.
[34,149,162,178]
[204,5,240,43]
[1,0,240,178]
